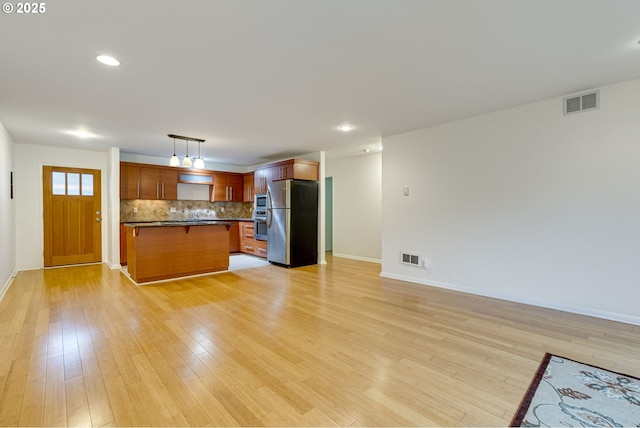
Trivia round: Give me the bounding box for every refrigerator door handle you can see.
[266,188,273,227]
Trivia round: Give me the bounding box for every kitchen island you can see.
[124,221,233,283]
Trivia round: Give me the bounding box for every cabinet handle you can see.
[257,248,266,253]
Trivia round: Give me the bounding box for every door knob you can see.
[96,218,101,222]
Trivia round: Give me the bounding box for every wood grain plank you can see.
[1,257,639,426]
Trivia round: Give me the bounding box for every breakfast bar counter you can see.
[124,221,233,283]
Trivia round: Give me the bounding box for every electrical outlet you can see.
[170,207,176,213]
[220,207,225,213]
[133,207,137,213]
[422,259,431,269]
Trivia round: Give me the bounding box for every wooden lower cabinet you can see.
[120,223,127,265]
[254,239,267,258]
[239,221,267,258]
[125,224,230,283]
[229,221,240,253]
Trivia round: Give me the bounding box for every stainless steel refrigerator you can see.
[267,179,318,267]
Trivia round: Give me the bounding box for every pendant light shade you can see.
[168,134,205,168]
[182,139,193,167]
[169,137,180,166]
[194,141,205,169]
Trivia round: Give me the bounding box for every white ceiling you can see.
[1,0,640,166]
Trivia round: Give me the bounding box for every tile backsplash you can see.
[121,199,253,222]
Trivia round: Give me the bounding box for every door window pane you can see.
[82,174,94,196]
[52,172,66,195]
[67,173,80,195]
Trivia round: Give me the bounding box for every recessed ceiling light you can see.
[338,124,354,132]
[96,55,120,66]
[64,129,100,139]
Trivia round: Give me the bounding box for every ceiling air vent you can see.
[563,90,599,115]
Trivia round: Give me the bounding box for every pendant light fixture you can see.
[168,134,206,168]
[169,137,180,166]
[194,141,205,169]
[182,139,193,167]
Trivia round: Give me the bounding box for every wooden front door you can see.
[43,166,102,267]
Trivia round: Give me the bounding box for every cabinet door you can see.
[243,173,254,202]
[212,173,243,201]
[139,167,160,199]
[228,174,243,202]
[254,167,271,194]
[254,240,267,258]
[120,164,141,199]
[292,161,318,180]
[239,222,256,254]
[270,165,283,181]
[120,223,128,265]
[270,163,293,181]
[228,221,240,253]
[159,169,178,200]
[211,174,229,201]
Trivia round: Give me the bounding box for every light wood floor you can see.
[1,255,639,426]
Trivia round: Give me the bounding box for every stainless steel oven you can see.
[254,217,267,241]
[255,193,267,211]
[253,193,268,241]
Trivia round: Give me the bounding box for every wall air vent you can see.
[400,251,421,267]
[563,90,599,115]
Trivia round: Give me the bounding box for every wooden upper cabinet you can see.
[139,167,160,199]
[120,160,316,201]
[254,159,319,194]
[243,173,255,202]
[211,173,243,202]
[120,162,178,200]
[159,169,178,200]
[296,160,319,180]
[120,164,141,199]
[254,167,271,195]
[270,164,293,181]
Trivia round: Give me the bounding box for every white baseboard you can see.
[106,260,122,270]
[380,271,640,327]
[0,268,18,302]
[332,253,382,264]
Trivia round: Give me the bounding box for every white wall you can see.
[14,144,110,270]
[0,121,16,299]
[381,78,640,325]
[326,152,382,262]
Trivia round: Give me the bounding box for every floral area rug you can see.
[511,353,640,427]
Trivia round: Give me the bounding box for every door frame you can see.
[42,165,103,267]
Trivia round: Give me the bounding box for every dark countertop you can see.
[122,218,253,224]
[124,220,235,228]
